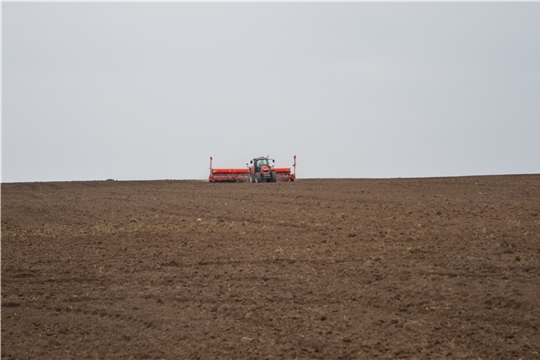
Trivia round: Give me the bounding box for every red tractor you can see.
[248,156,277,183]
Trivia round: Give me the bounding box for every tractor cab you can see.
[255,158,270,171]
[251,157,274,172]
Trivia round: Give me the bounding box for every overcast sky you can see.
[2,2,539,182]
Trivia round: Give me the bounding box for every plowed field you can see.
[2,176,540,359]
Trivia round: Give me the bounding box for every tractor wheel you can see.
[255,172,261,183]
[271,171,277,182]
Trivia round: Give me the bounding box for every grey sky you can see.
[2,2,539,182]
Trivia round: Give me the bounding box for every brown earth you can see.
[2,176,540,359]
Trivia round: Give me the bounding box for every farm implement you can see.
[209,156,296,183]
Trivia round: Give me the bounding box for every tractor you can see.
[248,156,277,183]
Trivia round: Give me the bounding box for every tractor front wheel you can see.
[255,172,261,183]
[271,171,277,182]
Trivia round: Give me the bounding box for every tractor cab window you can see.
[256,159,269,169]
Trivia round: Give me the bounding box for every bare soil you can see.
[2,176,540,359]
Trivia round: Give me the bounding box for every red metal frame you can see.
[209,156,296,182]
